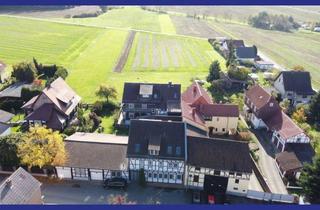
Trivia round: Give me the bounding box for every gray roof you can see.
[187,136,253,173]
[0,82,32,98]
[0,122,10,135]
[276,71,314,95]
[0,109,14,123]
[127,119,186,160]
[235,47,257,59]
[0,167,41,204]
[63,139,128,171]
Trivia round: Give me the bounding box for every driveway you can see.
[42,180,191,204]
[251,130,288,194]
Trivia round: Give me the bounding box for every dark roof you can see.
[0,109,14,123]
[187,136,252,173]
[276,151,302,172]
[138,115,183,122]
[235,47,257,59]
[63,140,128,170]
[199,104,239,118]
[122,82,181,111]
[286,143,315,164]
[127,120,186,159]
[25,103,66,130]
[225,39,245,49]
[0,82,32,98]
[0,123,10,135]
[276,71,314,95]
[0,167,41,204]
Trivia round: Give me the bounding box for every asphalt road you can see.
[253,130,288,194]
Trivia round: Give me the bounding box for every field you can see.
[207,21,320,89]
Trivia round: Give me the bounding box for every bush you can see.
[63,126,77,136]
[12,62,36,83]
[54,67,68,79]
[21,87,41,102]
[0,99,23,113]
[228,66,250,81]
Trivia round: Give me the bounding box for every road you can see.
[252,130,288,194]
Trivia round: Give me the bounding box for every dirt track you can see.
[113,31,136,72]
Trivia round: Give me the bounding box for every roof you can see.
[0,82,33,98]
[63,139,128,170]
[0,167,41,204]
[181,100,206,128]
[276,151,302,172]
[286,143,315,164]
[199,104,239,118]
[275,71,314,95]
[0,123,10,135]
[0,109,14,123]
[65,132,128,145]
[181,82,213,105]
[225,40,245,49]
[187,136,252,173]
[235,47,257,59]
[122,82,181,111]
[127,119,186,159]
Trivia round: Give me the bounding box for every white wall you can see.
[56,167,72,179]
[227,177,250,196]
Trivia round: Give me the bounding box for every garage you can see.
[204,175,228,194]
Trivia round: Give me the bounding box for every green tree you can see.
[54,67,68,79]
[309,92,320,123]
[17,126,66,169]
[206,60,221,82]
[0,133,23,168]
[292,107,307,124]
[96,84,117,103]
[12,61,36,83]
[228,65,249,81]
[299,155,320,203]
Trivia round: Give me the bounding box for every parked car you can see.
[208,194,215,204]
[192,191,201,203]
[103,177,127,189]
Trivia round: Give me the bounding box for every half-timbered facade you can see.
[119,82,181,125]
[55,133,129,181]
[185,136,253,196]
[127,119,186,186]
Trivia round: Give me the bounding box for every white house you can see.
[185,136,253,197]
[254,60,274,71]
[55,133,129,181]
[127,119,186,186]
[273,71,314,106]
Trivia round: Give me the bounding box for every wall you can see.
[273,74,286,96]
[32,93,52,111]
[205,116,238,134]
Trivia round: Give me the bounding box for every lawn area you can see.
[208,21,320,90]
[0,15,101,66]
[158,14,176,34]
[56,7,162,32]
[123,32,226,72]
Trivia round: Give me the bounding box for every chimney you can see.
[168,81,172,87]
[193,86,197,96]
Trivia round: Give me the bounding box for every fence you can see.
[247,190,296,203]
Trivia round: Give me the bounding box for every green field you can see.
[208,21,320,89]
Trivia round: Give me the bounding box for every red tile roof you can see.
[199,104,239,118]
[182,82,213,105]
[181,100,205,127]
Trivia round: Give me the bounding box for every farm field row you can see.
[123,32,226,72]
[208,21,320,90]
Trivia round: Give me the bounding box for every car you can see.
[192,191,201,203]
[103,177,127,189]
[208,194,215,204]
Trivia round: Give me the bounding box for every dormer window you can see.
[142,104,147,109]
[129,103,134,109]
[175,146,181,156]
[148,137,161,156]
[167,146,173,155]
[269,102,274,107]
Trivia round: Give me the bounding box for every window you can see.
[193,175,199,182]
[222,128,226,132]
[111,171,116,177]
[269,102,274,107]
[217,117,219,121]
[174,93,178,99]
[177,174,182,180]
[154,94,158,99]
[195,167,200,171]
[142,104,147,109]
[129,112,135,119]
[229,172,235,176]
[73,168,88,178]
[214,170,221,176]
[134,144,140,153]
[173,163,178,168]
[302,95,307,99]
[175,146,181,156]
[164,174,168,179]
[116,172,121,177]
[236,172,242,177]
[169,174,174,179]
[128,103,134,109]
[159,173,163,179]
[148,173,152,178]
[235,179,239,184]
[153,173,157,178]
[167,146,173,155]
[233,187,238,190]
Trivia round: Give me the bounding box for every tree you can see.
[206,60,221,82]
[292,107,307,124]
[228,65,249,81]
[308,91,320,123]
[12,61,36,83]
[299,155,320,203]
[54,66,68,79]
[96,84,117,103]
[17,126,66,169]
[138,168,146,187]
[280,98,291,113]
[293,65,305,71]
[0,133,23,168]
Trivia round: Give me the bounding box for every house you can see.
[235,46,257,62]
[0,82,33,100]
[0,167,42,204]
[221,39,245,57]
[314,27,320,32]
[275,143,314,180]
[55,132,128,181]
[127,119,186,186]
[273,71,314,106]
[244,85,310,152]
[185,136,252,197]
[21,77,81,131]
[0,109,14,136]
[254,60,274,71]
[119,82,181,125]
[181,82,239,136]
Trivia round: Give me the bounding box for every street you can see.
[252,130,288,194]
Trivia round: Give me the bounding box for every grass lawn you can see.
[208,21,320,90]
[158,14,176,34]
[56,7,162,32]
